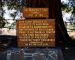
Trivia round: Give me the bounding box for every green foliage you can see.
[0,17,5,28]
[61,3,73,12]
[61,3,68,10]
[0,1,22,28]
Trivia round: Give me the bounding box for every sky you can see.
[61,0,69,3]
[2,5,22,28]
[61,0,73,22]
[3,5,21,20]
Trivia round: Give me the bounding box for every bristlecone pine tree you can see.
[0,0,73,48]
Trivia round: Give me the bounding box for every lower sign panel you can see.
[16,19,55,47]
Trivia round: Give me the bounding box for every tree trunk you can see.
[24,0,49,8]
[23,0,72,47]
[49,0,72,47]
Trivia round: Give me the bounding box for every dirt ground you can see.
[68,31,75,39]
[0,28,16,35]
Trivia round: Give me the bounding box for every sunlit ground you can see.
[0,28,16,36]
[68,31,75,39]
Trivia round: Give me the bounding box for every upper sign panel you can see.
[22,8,49,18]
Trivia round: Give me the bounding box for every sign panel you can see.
[22,8,49,18]
[16,19,55,47]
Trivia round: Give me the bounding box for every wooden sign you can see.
[16,19,55,47]
[22,7,49,18]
